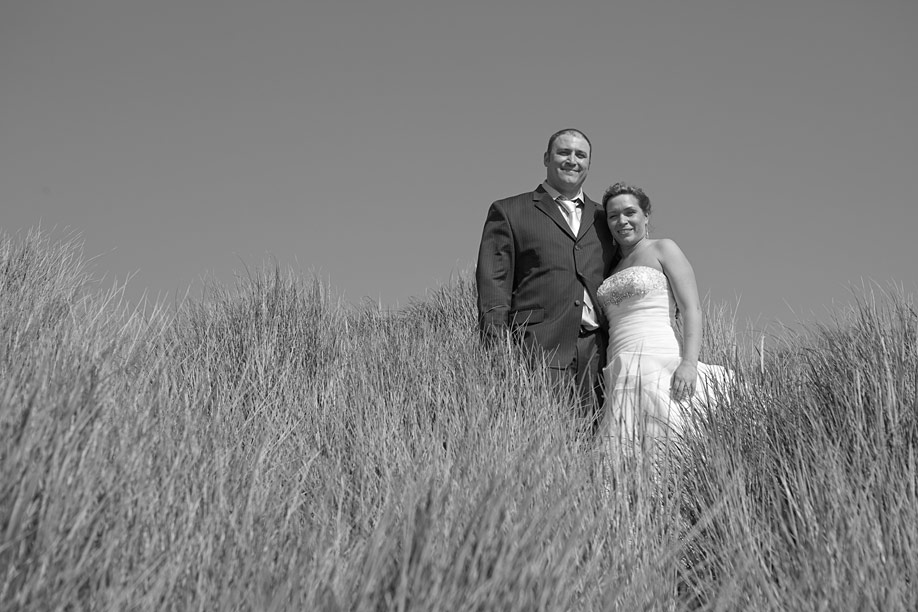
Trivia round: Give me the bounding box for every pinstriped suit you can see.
[476,184,617,408]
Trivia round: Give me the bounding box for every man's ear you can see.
[543,150,549,167]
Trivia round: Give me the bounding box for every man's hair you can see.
[545,128,592,156]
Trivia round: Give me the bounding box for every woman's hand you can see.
[671,361,698,402]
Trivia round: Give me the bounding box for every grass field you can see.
[1,229,916,611]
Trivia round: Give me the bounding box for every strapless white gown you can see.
[596,266,730,445]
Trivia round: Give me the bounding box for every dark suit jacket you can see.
[476,185,617,368]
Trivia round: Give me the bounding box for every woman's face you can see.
[605,194,649,247]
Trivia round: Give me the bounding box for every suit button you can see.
[574,300,581,307]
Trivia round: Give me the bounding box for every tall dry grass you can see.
[1,229,915,611]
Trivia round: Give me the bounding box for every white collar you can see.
[542,181,584,204]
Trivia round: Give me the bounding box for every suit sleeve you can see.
[476,202,514,341]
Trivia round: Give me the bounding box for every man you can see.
[476,128,616,420]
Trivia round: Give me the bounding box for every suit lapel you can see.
[532,187,577,239]
[577,197,598,240]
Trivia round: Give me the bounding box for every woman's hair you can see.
[602,182,651,215]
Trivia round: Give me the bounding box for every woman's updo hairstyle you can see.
[602,182,651,216]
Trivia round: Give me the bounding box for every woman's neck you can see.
[619,236,651,260]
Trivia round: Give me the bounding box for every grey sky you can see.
[3,0,916,327]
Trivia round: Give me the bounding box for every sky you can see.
[2,0,917,330]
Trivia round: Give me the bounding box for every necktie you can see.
[558,197,582,236]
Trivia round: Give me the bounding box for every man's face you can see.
[544,132,591,195]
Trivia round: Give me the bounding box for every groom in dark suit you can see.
[476,128,616,420]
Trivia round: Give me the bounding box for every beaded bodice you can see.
[596,266,669,308]
[597,265,680,356]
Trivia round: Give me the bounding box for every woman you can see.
[596,182,729,451]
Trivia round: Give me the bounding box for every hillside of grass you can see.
[1,229,916,611]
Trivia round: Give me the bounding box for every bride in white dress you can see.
[596,183,730,451]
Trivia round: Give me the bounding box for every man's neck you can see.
[543,180,583,201]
